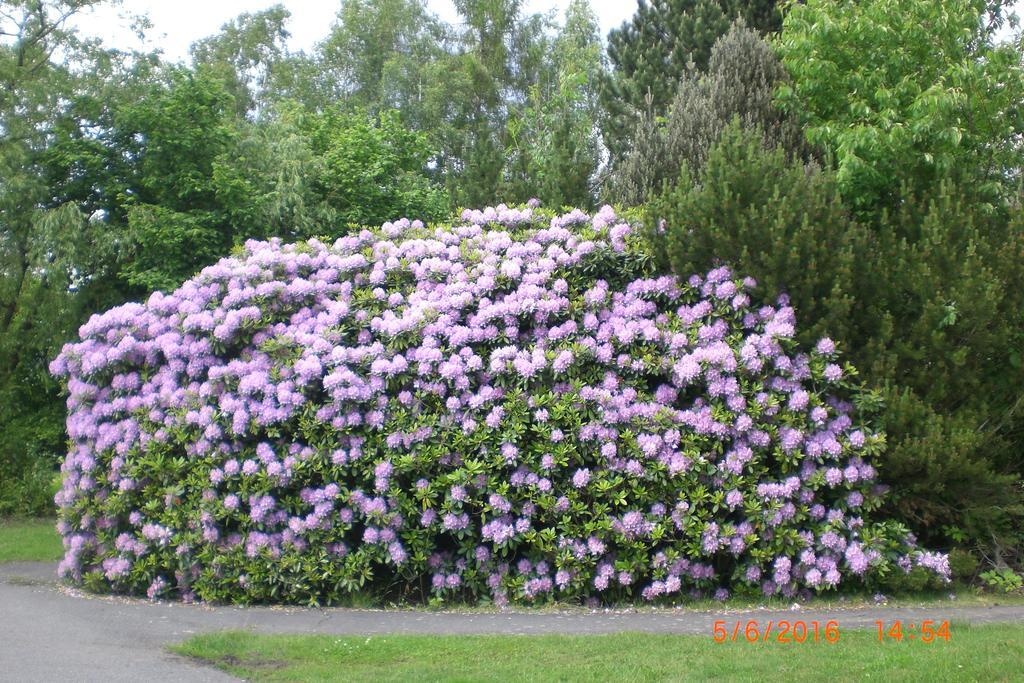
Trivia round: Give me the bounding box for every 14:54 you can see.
[875,620,951,642]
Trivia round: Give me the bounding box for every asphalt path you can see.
[2,561,1023,682]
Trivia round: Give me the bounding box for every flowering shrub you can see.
[50,204,949,605]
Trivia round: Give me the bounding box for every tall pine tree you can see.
[607,20,808,206]
[598,0,781,162]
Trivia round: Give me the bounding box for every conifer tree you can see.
[599,0,781,161]
[608,20,807,206]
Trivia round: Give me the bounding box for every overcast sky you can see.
[65,0,1024,65]
[69,0,640,63]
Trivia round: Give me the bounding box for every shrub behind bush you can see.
[51,205,947,605]
[648,125,1024,562]
[0,403,66,517]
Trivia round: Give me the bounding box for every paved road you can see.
[2,562,1023,682]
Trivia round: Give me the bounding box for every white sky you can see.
[70,0,640,63]
[65,0,1024,66]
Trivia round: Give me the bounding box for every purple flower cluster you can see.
[50,204,948,605]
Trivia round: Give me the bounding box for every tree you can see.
[503,0,602,207]
[208,105,336,242]
[265,0,603,210]
[775,0,1024,216]
[648,124,866,343]
[110,69,243,291]
[444,0,537,207]
[607,20,809,206]
[299,0,535,208]
[314,0,450,120]
[0,0,129,513]
[300,107,449,226]
[598,0,781,162]
[46,66,450,292]
[189,4,292,118]
[648,123,1024,562]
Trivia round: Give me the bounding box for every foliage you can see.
[199,107,336,243]
[189,4,292,117]
[296,0,603,209]
[0,424,65,517]
[0,0,133,517]
[299,108,449,227]
[599,0,782,162]
[980,568,1024,593]
[647,124,1024,560]
[44,68,447,293]
[775,0,1024,216]
[947,548,979,582]
[442,0,555,207]
[608,20,809,206]
[51,205,947,605]
[310,0,451,120]
[104,70,242,291]
[646,125,866,342]
[502,0,603,208]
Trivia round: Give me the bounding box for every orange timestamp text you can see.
[712,619,841,643]
[875,620,951,642]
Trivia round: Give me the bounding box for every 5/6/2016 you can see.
[712,620,841,644]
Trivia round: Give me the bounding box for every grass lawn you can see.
[0,518,62,563]
[173,623,1024,682]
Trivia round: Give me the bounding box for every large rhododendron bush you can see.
[50,204,949,605]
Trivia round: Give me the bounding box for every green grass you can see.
[294,585,1023,612]
[0,517,62,563]
[473,587,1024,612]
[173,623,1024,682]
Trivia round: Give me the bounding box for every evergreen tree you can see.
[599,0,781,162]
[648,123,1024,561]
[608,20,808,206]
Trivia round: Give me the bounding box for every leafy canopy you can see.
[775,0,1024,214]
